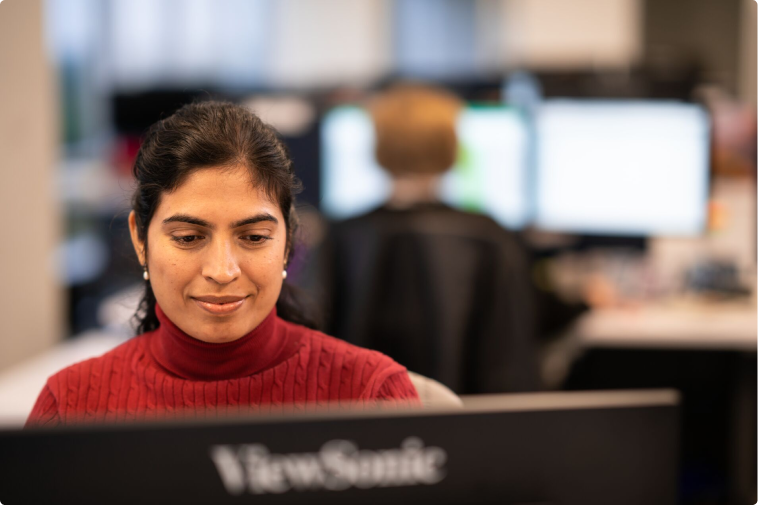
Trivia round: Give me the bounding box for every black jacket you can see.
[309,203,540,394]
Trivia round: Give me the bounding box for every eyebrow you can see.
[162,213,279,230]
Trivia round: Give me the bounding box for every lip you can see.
[192,295,248,315]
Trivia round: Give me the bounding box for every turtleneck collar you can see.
[149,304,302,381]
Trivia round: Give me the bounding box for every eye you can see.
[243,235,270,244]
[171,235,204,246]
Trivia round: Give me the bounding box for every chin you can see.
[202,326,247,343]
[190,319,246,344]
[207,334,240,344]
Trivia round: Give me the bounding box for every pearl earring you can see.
[282,270,288,280]
[143,266,150,281]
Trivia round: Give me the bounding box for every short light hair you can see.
[369,83,463,176]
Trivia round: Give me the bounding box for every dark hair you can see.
[131,100,320,334]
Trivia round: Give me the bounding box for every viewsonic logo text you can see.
[210,437,447,495]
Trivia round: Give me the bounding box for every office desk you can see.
[562,299,756,505]
[573,299,756,351]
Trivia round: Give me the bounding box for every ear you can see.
[283,229,292,268]
[128,210,147,266]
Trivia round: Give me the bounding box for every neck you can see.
[387,173,442,208]
[150,304,302,381]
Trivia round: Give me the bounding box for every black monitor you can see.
[0,389,678,505]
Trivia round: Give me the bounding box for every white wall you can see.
[268,0,392,88]
[0,0,63,371]
[501,0,643,70]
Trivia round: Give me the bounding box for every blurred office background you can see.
[0,0,755,503]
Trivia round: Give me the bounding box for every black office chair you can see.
[310,203,540,395]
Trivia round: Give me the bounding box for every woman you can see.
[26,101,419,428]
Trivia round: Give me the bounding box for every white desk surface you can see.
[573,299,757,352]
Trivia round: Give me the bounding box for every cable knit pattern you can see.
[26,306,419,428]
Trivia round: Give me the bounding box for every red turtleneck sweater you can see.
[25,306,419,428]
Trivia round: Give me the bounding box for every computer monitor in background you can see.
[0,390,679,505]
[535,100,710,236]
[321,106,530,229]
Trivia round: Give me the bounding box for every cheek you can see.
[242,241,287,286]
[156,259,190,291]
[147,238,195,298]
[242,251,282,284]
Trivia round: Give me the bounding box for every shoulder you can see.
[332,206,386,227]
[336,205,512,239]
[408,207,526,256]
[44,335,149,400]
[419,206,511,236]
[278,319,418,401]
[27,335,152,427]
[282,319,402,374]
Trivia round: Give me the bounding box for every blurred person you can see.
[25,101,419,428]
[309,83,540,394]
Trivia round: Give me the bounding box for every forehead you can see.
[153,165,283,222]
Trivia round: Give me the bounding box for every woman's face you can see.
[128,165,287,343]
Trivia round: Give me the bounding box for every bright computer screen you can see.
[320,106,530,229]
[535,100,710,236]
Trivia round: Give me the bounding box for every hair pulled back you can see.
[131,100,318,334]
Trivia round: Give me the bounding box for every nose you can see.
[202,239,241,285]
